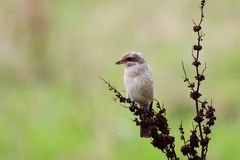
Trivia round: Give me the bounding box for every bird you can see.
[115,51,154,137]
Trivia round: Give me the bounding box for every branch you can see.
[180,0,216,159]
[100,77,179,160]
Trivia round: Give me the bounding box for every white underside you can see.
[124,63,154,108]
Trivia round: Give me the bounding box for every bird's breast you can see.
[124,75,141,98]
[124,73,153,105]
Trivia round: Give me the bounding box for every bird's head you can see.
[115,51,145,67]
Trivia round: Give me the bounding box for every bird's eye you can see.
[126,57,132,61]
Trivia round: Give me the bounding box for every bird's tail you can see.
[140,101,153,138]
[140,125,151,138]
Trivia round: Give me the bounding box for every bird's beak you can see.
[115,59,124,65]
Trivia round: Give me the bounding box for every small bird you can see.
[115,51,154,137]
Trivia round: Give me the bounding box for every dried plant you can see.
[99,76,178,159]
[100,0,216,159]
[180,0,216,159]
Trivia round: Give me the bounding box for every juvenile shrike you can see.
[115,51,154,137]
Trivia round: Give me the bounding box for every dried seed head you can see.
[203,126,211,134]
[190,91,202,100]
[195,74,205,81]
[190,130,199,148]
[192,60,201,67]
[193,25,201,32]
[194,114,204,123]
[193,45,202,51]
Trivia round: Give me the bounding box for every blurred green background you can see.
[0,0,239,159]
